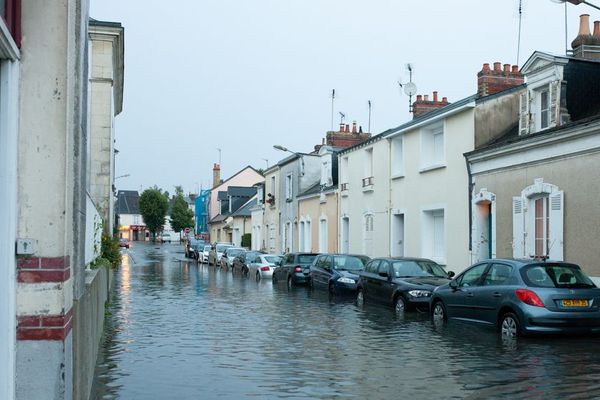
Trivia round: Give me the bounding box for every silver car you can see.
[247,254,282,281]
[208,243,233,266]
[201,245,212,263]
[220,247,245,269]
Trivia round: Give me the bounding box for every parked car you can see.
[272,253,319,288]
[232,251,261,275]
[431,259,600,337]
[191,240,207,260]
[247,254,282,281]
[357,257,452,315]
[201,244,212,263]
[220,247,245,269]
[310,254,370,294]
[160,233,172,243]
[208,243,233,266]
[185,238,204,259]
[118,238,130,249]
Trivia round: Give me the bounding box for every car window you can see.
[377,261,390,276]
[365,260,380,273]
[298,255,317,264]
[482,264,513,286]
[457,263,488,287]
[264,255,281,265]
[333,256,366,271]
[284,254,294,264]
[216,244,232,252]
[521,263,596,288]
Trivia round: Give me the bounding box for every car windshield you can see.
[298,255,317,264]
[392,261,447,278]
[203,246,212,251]
[216,244,232,252]
[228,249,244,257]
[264,256,281,264]
[521,264,596,289]
[333,256,368,271]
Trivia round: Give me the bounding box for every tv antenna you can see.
[330,89,336,131]
[398,63,417,113]
[339,111,346,125]
[367,100,372,133]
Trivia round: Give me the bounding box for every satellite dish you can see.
[403,82,417,96]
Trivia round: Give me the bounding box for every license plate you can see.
[562,299,588,307]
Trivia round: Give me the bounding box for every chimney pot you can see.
[352,121,357,133]
[424,94,429,102]
[493,62,501,72]
[573,14,592,49]
[512,65,519,74]
[433,91,438,102]
[345,124,350,133]
[442,97,448,103]
[503,64,510,73]
[482,63,490,73]
[416,94,422,102]
[339,123,344,132]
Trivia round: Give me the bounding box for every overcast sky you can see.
[90,0,591,195]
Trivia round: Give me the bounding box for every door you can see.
[377,261,395,305]
[446,263,489,321]
[341,217,349,254]
[312,255,326,287]
[363,214,374,257]
[362,259,380,300]
[477,263,514,324]
[391,213,405,257]
[370,261,392,304]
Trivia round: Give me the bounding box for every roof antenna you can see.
[339,111,346,125]
[330,89,336,131]
[517,0,523,65]
[367,100,372,133]
[399,63,417,114]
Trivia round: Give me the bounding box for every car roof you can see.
[374,257,437,263]
[476,258,577,267]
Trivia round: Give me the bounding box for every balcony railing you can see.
[341,182,348,191]
[362,176,374,187]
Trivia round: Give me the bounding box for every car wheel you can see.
[356,289,365,307]
[256,271,261,282]
[432,301,447,323]
[394,296,407,315]
[272,273,278,283]
[287,275,293,290]
[328,282,336,295]
[500,312,520,338]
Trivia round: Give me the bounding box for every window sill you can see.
[391,173,405,180]
[286,198,293,203]
[419,163,446,173]
[341,189,349,198]
[362,185,374,193]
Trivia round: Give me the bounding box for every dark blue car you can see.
[431,259,600,337]
[309,254,370,294]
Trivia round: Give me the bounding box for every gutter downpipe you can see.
[465,153,474,260]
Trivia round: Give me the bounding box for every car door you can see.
[446,263,490,322]
[311,256,325,287]
[374,261,394,304]
[477,263,514,325]
[361,260,380,300]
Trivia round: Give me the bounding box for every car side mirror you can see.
[378,272,389,278]
[449,280,458,290]
[447,271,455,278]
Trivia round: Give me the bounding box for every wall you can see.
[85,194,102,265]
[298,191,338,253]
[72,267,110,400]
[208,168,263,221]
[473,150,600,275]
[262,167,280,253]
[474,89,522,149]
[390,110,474,270]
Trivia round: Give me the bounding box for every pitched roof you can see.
[231,198,257,218]
[227,186,257,197]
[211,165,263,190]
[116,190,140,214]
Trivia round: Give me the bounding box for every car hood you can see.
[394,276,451,288]
[336,270,361,280]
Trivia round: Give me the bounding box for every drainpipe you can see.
[465,154,474,255]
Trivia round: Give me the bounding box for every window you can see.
[482,264,513,286]
[319,217,328,252]
[285,174,292,200]
[270,176,276,196]
[366,260,380,273]
[420,123,445,170]
[391,136,404,177]
[341,156,349,186]
[534,197,550,257]
[540,89,550,129]
[378,261,391,276]
[457,263,488,287]
[363,214,374,256]
[321,156,332,187]
[364,148,373,179]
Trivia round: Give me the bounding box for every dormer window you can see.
[519,81,560,135]
[539,88,550,130]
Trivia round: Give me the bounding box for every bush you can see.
[101,234,121,268]
[241,233,251,248]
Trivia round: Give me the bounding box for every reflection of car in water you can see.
[431,259,600,338]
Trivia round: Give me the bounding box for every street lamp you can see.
[273,145,310,176]
[551,0,600,11]
[115,173,130,179]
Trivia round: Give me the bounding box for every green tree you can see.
[170,186,195,233]
[139,188,169,241]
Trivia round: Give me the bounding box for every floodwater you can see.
[91,242,600,399]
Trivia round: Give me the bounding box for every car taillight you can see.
[516,289,545,307]
[294,266,302,272]
[260,266,270,271]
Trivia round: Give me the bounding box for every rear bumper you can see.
[259,270,274,278]
[292,273,310,284]
[522,309,600,334]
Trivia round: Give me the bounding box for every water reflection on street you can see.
[91,242,600,399]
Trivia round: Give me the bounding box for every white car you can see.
[247,254,282,280]
[208,243,233,266]
[201,245,212,263]
[160,233,172,243]
[220,247,245,269]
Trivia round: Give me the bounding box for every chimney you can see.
[352,121,357,133]
[412,91,450,118]
[477,61,524,97]
[339,122,344,132]
[212,163,221,188]
[345,124,350,133]
[572,14,600,60]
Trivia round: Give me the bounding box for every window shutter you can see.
[512,197,525,258]
[549,81,560,128]
[549,191,564,261]
[518,91,529,135]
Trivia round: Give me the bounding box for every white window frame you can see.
[391,135,405,178]
[363,212,374,256]
[285,173,293,201]
[419,121,446,172]
[318,215,328,253]
[363,147,373,179]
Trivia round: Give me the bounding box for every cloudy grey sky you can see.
[90,0,589,195]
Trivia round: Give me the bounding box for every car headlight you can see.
[408,290,432,298]
[337,277,356,284]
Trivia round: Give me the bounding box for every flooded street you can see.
[92,242,600,399]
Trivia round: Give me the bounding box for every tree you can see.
[139,188,169,240]
[170,186,195,233]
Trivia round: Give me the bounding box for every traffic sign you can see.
[184,227,191,234]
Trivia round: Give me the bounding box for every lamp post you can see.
[551,0,600,11]
[273,145,310,176]
[115,173,130,180]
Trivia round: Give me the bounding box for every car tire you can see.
[356,289,365,307]
[394,296,407,315]
[287,275,293,290]
[499,312,521,338]
[256,271,261,282]
[432,300,447,323]
[328,282,336,296]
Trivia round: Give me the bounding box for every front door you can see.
[391,214,404,257]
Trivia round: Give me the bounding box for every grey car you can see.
[431,259,600,337]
